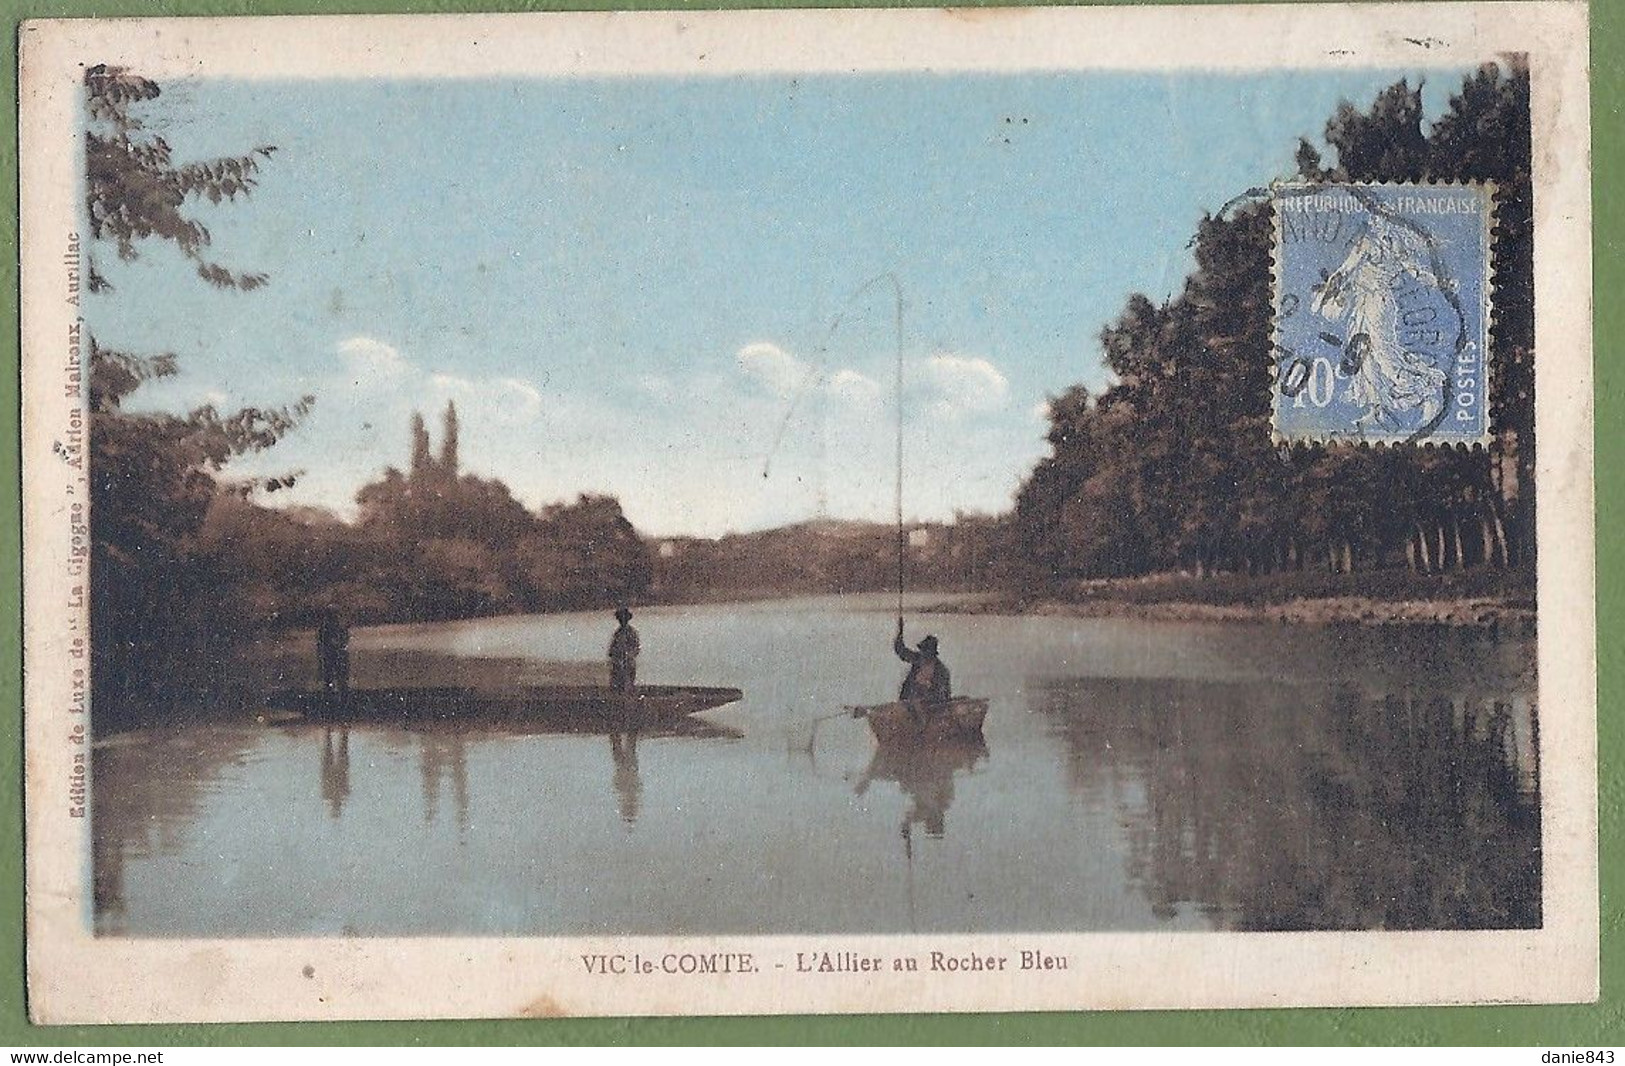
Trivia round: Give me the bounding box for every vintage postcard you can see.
[19,3,1596,1023]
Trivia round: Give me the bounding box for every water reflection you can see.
[302,714,741,831]
[610,733,642,825]
[92,726,264,936]
[417,731,471,831]
[853,739,989,931]
[854,739,988,839]
[319,728,351,819]
[1031,677,1540,930]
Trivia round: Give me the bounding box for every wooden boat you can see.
[853,697,988,745]
[278,707,744,741]
[268,684,743,727]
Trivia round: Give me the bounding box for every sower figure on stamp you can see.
[316,609,351,703]
[1309,213,1448,430]
[894,617,951,712]
[608,605,641,693]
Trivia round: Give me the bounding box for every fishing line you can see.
[781,706,866,755]
[760,273,904,483]
[783,715,871,784]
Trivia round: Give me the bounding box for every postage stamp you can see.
[18,3,1596,1024]
[1272,183,1495,445]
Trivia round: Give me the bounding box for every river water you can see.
[92,595,1540,936]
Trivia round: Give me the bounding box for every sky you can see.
[93,69,1470,538]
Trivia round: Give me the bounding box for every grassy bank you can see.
[926,568,1536,629]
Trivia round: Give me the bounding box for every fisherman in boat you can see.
[608,605,641,693]
[316,609,351,702]
[893,618,951,707]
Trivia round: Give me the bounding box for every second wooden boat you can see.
[269,684,743,726]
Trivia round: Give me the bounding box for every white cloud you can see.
[234,334,560,505]
[498,376,545,409]
[827,368,882,406]
[429,371,546,418]
[918,353,1009,418]
[737,341,814,399]
[332,336,551,424]
[336,335,409,376]
[1032,399,1052,422]
[737,341,884,411]
[635,374,676,402]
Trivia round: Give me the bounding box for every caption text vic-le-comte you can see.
[580,949,1070,976]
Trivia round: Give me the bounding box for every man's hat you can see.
[614,605,633,622]
[919,635,939,653]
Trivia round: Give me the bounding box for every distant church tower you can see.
[409,411,433,481]
[440,401,459,476]
[406,402,461,485]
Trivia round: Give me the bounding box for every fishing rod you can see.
[892,275,904,626]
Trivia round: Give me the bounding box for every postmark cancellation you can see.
[1272,182,1494,447]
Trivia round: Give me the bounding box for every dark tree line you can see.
[1014,64,1533,583]
[652,514,1009,601]
[205,404,654,627]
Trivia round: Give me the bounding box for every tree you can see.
[85,65,276,293]
[409,413,433,480]
[346,419,655,620]
[86,67,308,716]
[441,401,461,473]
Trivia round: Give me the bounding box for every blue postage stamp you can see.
[1272,183,1494,445]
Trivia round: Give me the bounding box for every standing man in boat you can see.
[894,618,951,706]
[316,608,351,703]
[608,605,641,693]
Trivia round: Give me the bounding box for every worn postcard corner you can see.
[18,2,1597,1024]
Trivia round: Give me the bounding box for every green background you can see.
[1,0,1617,1046]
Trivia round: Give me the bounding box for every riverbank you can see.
[923,569,1536,629]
